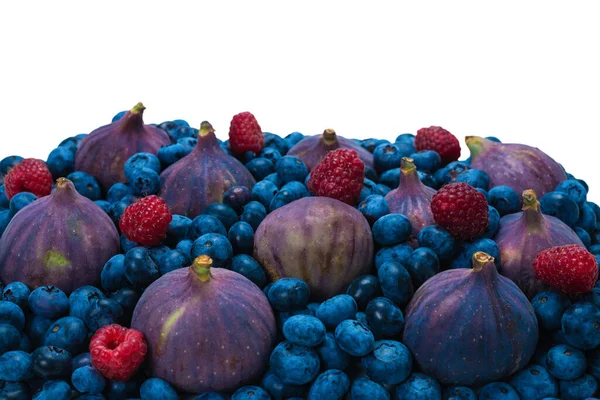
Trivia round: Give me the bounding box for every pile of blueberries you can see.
[1,111,600,400]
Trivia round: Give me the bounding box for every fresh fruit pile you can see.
[1,103,600,400]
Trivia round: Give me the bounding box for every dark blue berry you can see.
[443,386,476,400]
[189,214,227,240]
[240,201,267,231]
[372,213,412,246]
[577,202,597,233]
[418,225,455,261]
[0,350,32,381]
[2,282,30,310]
[358,194,390,225]
[488,185,520,216]
[316,295,357,329]
[478,382,520,400]
[283,315,326,347]
[72,365,106,395]
[261,369,306,400]
[228,221,254,255]
[84,298,123,332]
[157,249,188,275]
[47,147,75,179]
[0,156,23,175]
[66,171,102,201]
[128,167,160,196]
[477,205,500,239]
[191,233,233,268]
[275,156,308,184]
[158,143,188,167]
[546,344,586,380]
[0,323,21,354]
[124,153,161,182]
[43,316,87,354]
[245,158,275,181]
[378,168,400,189]
[268,278,311,312]
[317,332,350,371]
[374,144,403,173]
[223,185,252,214]
[374,243,413,269]
[28,286,68,319]
[509,365,558,399]
[411,150,441,173]
[346,275,382,310]
[232,385,271,400]
[377,262,413,305]
[349,377,390,400]
[555,179,587,207]
[455,168,489,190]
[31,345,72,379]
[532,291,572,331]
[68,286,104,321]
[124,247,160,288]
[406,247,440,288]
[101,254,128,292]
[9,192,37,216]
[540,191,580,227]
[559,374,597,400]
[308,369,350,400]
[269,341,320,385]
[251,180,279,209]
[334,319,374,356]
[395,373,442,400]
[0,300,25,331]
[72,352,92,370]
[230,254,267,288]
[366,297,404,338]
[561,302,600,350]
[106,182,133,204]
[166,214,191,246]
[263,172,284,188]
[361,340,412,385]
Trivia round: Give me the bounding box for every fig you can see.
[403,252,538,386]
[496,190,583,298]
[466,136,566,198]
[287,129,375,173]
[254,196,373,300]
[0,178,119,294]
[74,103,170,191]
[131,255,276,393]
[158,122,256,218]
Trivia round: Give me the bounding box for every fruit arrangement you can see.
[1,103,599,400]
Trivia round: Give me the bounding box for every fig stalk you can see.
[191,255,212,282]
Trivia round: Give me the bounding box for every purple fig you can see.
[403,252,539,386]
[287,129,375,172]
[0,178,119,294]
[254,196,373,300]
[496,189,583,298]
[75,102,170,190]
[158,121,256,218]
[131,255,276,393]
[466,136,566,198]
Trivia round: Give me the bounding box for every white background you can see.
[1,1,599,201]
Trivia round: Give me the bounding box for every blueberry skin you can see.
[26,315,55,348]
[358,194,390,225]
[509,364,558,399]
[283,315,326,347]
[478,205,500,239]
[270,188,301,212]
[69,286,104,321]
[72,352,92,370]
[33,380,70,400]
[334,319,375,357]
[406,247,440,289]
[361,340,412,385]
[193,393,227,400]
[278,309,314,331]
[104,377,143,400]
[124,247,160,288]
[228,221,254,255]
[378,168,400,189]
[285,132,305,147]
[365,297,405,338]
[94,199,111,214]
[559,374,598,400]
[108,200,128,225]
[442,386,476,400]
[349,377,390,400]
[346,275,382,310]
[222,186,252,214]
[84,298,123,332]
[575,227,592,248]
[317,332,350,371]
[100,254,128,292]
[191,233,234,268]
[175,239,193,260]
[0,155,23,175]
[2,282,30,310]
[1,382,30,400]
[158,143,188,167]
[395,373,441,400]
[9,192,37,216]
[361,138,390,153]
[203,203,239,230]
[124,152,161,182]
[372,214,412,246]
[545,344,586,380]
[246,158,275,181]
[0,209,10,236]
[488,185,520,216]
[433,161,470,186]
[0,300,25,331]
[240,201,267,231]
[377,262,413,305]
[261,369,306,400]
[375,243,413,269]
[268,278,311,311]
[0,186,9,209]
[47,146,75,179]
[0,350,32,381]
[264,133,290,155]
[275,156,309,184]
[477,382,520,400]
[43,316,87,354]
[561,302,600,350]
[109,287,141,324]
[264,172,285,189]
[455,168,490,190]
[270,341,320,385]
[0,323,21,354]
[65,171,102,201]
[128,167,160,196]
[374,144,403,173]
[577,203,597,234]
[450,238,501,270]
[189,214,227,240]
[417,225,455,261]
[106,182,134,204]
[31,345,72,380]
[157,249,188,275]
[261,147,283,165]
[251,180,279,209]
[555,179,587,207]
[230,254,268,288]
[316,295,358,329]
[308,369,350,400]
[532,291,572,331]
[540,191,580,227]
[359,179,379,201]
[165,214,191,246]
[232,385,271,400]
[411,150,441,173]
[72,365,106,395]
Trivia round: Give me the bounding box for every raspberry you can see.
[308,149,364,205]
[431,182,488,240]
[415,126,461,165]
[90,324,147,381]
[228,111,264,155]
[533,244,599,294]
[119,195,172,245]
[3,158,53,200]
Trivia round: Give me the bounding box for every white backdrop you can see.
[1,1,599,200]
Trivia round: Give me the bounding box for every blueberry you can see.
[0,300,25,331]
[201,204,237,231]
[361,340,412,385]
[275,156,308,184]
[94,199,111,214]
[372,214,411,246]
[410,150,441,173]
[365,297,404,338]
[228,221,254,255]
[562,302,600,350]
[72,352,92,370]
[0,323,21,354]
[358,194,390,225]
[555,179,587,207]
[104,378,143,400]
[418,171,438,188]
[264,133,289,155]
[362,138,390,153]
[349,377,390,400]
[270,341,320,385]
[264,172,284,189]
[176,239,193,260]
[124,247,160,288]
[165,214,191,246]
[194,393,227,400]
[477,205,500,239]
[109,287,141,324]
[72,365,106,395]
[0,209,10,236]
[418,225,455,261]
[374,144,403,173]
[261,369,306,400]
[230,254,267,288]
[31,345,72,379]
[316,295,357,329]
[268,278,310,311]
[270,187,302,212]
[191,233,233,268]
[108,200,129,225]
[177,137,197,152]
[47,146,75,179]
[129,167,160,196]
[540,191,580,227]
[246,158,275,181]
[559,374,598,400]
[44,316,87,354]
[316,332,350,371]
[84,298,123,331]
[532,291,572,331]
[278,309,314,331]
[124,152,161,181]
[509,364,558,399]
[158,143,188,166]
[0,185,9,209]
[32,379,70,400]
[9,192,37,216]
[442,386,476,400]
[395,373,441,399]
[346,274,382,310]
[406,247,440,288]
[455,168,489,190]
[433,161,470,186]
[68,287,104,319]
[232,385,271,400]
[378,168,400,189]
[359,178,378,201]
[65,171,102,201]
[575,227,592,248]
[285,132,305,147]
[0,156,23,175]
[545,344,586,380]
[223,185,252,214]
[478,382,520,400]
[577,203,597,233]
[308,369,350,400]
[101,254,128,292]
[157,249,188,275]
[240,200,268,230]
[374,243,412,269]
[26,315,55,348]
[377,261,413,305]
[251,180,279,209]
[487,185,519,216]
[334,319,374,357]
[189,214,227,240]
[0,350,32,381]
[282,315,326,347]
[2,282,30,310]
[106,182,133,204]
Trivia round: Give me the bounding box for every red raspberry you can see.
[431,182,488,240]
[308,149,364,205]
[228,111,264,155]
[3,158,53,200]
[533,244,599,294]
[415,126,461,165]
[119,195,172,245]
[90,324,147,381]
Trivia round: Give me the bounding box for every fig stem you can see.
[471,251,494,272]
[191,255,213,282]
[199,121,215,137]
[465,136,490,158]
[130,102,146,114]
[322,129,337,145]
[522,189,540,210]
[55,177,71,187]
[400,157,416,174]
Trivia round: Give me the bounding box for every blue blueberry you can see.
[157,249,188,275]
[371,214,411,246]
[577,203,597,233]
[240,200,267,230]
[417,225,455,261]
[2,282,30,310]
[540,191,580,227]
[189,214,227,240]
[43,316,87,354]
[0,209,10,236]
[69,287,105,322]
[450,238,501,270]
[111,110,127,122]
[433,161,469,186]
[455,169,489,190]
[267,278,310,311]
[478,382,520,400]
[72,352,92,370]
[378,168,400,189]
[94,199,111,214]
[27,286,68,319]
[283,315,326,347]
[349,377,390,400]
[9,192,37,216]
[109,287,141,323]
[251,180,279,209]
[0,350,32,381]
[418,171,438,188]
[442,386,476,400]
[124,247,160,288]
[575,227,592,248]
[366,297,404,338]
[395,373,441,400]
[106,182,133,203]
[230,254,267,288]
[72,365,105,395]
[556,179,587,207]
[165,214,191,246]
[261,147,283,165]
[66,171,102,201]
[84,298,123,332]
[0,300,25,331]
[177,137,197,153]
[487,185,520,216]
[559,374,597,400]
[32,379,70,400]
[191,233,233,268]
[158,143,188,166]
[308,369,350,400]
[270,187,301,212]
[358,195,390,225]
[561,302,600,350]
[359,178,378,201]
[546,344,586,380]
[100,254,128,292]
[246,158,275,181]
[361,340,412,385]
[477,205,500,239]
[26,315,55,348]
[0,186,9,208]
[264,172,285,189]
[334,319,374,357]
[108,200,129,225]
[395,133,415,146]
[31,345,72,380]
[316,295,358,329]
[377,262,413,305]
[104,378,143,400]
[232,385,271,400]
[509,364,558,399]
[317,332,350,371]
[124,152,161,182]
[223,185,252,214]
[228,221,254,255]
[0,324,21,354]
[532,291,572,331]
[175,239,193,260]
[406,247,440,288]
[375,243,413,269]
[276,156,308,184]
[0,156,23,175]
[587,346,600,381]
[128,168,160,196]
[270,341,320,385]
[264,133,289,155]
[261,369,306,400]
[346,275,382,310]
[411,150,441,172]
[374,144,403,173]
[277,309,314,331]
[361,138,390,153]
[47,146,75,178]
[285,132,305,147]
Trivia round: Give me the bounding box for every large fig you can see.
[403,252,538,386]
[131,255,276,393]
[254,196,373,300]
[158,121,255,218]
[496,189,583,298]
[74,102,170,190]
[466,136,566,198]
[0,178,119,294]
[287,129,375,173]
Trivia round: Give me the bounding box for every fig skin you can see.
[466,136,566,198]
[131,256,276,394]
[158,122,256,219]
[402,252,539,386]
[496,189,583,299]
[0,178,119,294]
[254,196,374,300]
[74,102,170,191]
